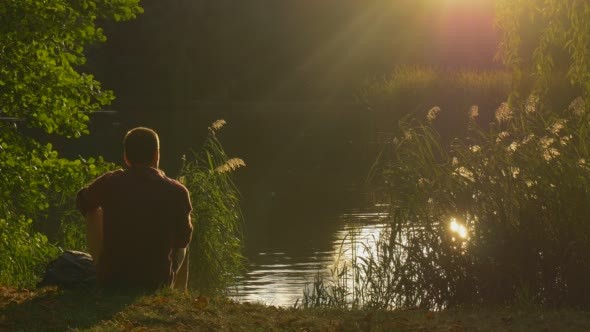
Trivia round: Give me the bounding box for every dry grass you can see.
[1,287,590,331]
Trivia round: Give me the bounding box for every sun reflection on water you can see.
[330,221,387,270]
[449,217,468,239]
[233,209,389,307]
[234,211,479,306]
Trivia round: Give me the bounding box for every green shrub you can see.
[0,215,59,288]
[0,127,114,286]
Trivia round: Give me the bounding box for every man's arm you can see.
[171,186,193,291]
[170,186,193,249]
[171,247,187,274]
[85,207,104,264]
[77,172,112,265]
[172,247,189,291]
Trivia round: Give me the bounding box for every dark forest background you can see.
[89,0,499,104]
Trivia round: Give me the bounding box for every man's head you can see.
[124,127,160,168]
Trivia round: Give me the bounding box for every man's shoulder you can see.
[161,175,190,197]
[88,168,125,186]
[107,168,125,177]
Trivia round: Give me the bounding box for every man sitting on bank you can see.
[76,127,193,291]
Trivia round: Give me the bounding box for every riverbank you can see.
[1,286,589,331]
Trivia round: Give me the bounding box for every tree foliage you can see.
[0,0,142,136]
[0,0,142,287]
[496,0,590,101]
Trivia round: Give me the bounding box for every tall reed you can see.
[178,120,246,295]
[305,96,590,309]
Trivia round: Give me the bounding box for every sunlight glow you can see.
[438,0,494,8]
[449,218,468,239]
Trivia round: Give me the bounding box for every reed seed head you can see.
[427,106,441,122]
[215,158,246,173]
[495,102,513,123]
[506,141,519,153]
[522,134,535,145]
[210,119,227,131]
[559,135,571,146]
[509,166,520,178]
[543,148,560,161]
[496,132,510,143]
[455,166,475,182]
[548,119,567,135]
[525,94,539,114]
[540,136,554,149]
[569,97,586,116]
[404,130,413,141]
[469,105,479,120]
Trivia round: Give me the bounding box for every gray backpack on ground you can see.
[37,250,97,288]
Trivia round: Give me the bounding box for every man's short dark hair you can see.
[124,127,159,166]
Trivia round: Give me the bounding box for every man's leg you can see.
[85,207,104,265]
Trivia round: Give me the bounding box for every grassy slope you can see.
[1,287,589,331]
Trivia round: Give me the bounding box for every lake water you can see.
[234,206,390,307]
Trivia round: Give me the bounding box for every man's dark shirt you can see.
[76,166,193,290]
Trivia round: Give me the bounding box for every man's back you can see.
[77,166,192,290]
